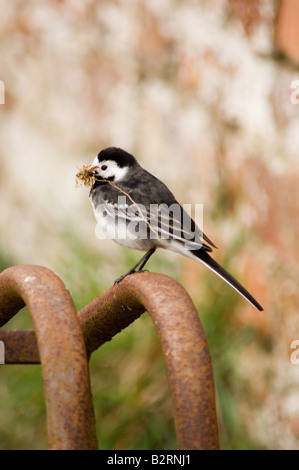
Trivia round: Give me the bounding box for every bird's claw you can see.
[113,269,150,284]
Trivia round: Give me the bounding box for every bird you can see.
[89,147,263,311]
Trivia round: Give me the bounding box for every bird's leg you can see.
[136,248,156,271]
[114,248,156,284]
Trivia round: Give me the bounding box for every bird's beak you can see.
[92,156,99,168]
[91,157,102,179]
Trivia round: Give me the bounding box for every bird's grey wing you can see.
[147,203,215,252]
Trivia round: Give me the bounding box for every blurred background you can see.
[0,0,299,450]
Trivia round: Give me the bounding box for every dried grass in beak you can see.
[75,164,98,187]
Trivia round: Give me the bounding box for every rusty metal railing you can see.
[0,265,219,450]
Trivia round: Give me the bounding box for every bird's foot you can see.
[114,269,150,284]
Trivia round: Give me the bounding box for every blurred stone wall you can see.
[0,0,299,449]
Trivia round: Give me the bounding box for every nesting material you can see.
[75,164,98,187]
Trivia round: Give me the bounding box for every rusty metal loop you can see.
[78,272,219,450]
[0,265,98,450]
[0,265,219,450]
[0,329,39,363]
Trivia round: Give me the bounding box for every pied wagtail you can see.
[89,147,263,311]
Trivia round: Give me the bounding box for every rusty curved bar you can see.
[0,329,39,363]
[0,266,219,450]
[78,272,219,450]
[0,265,98,450]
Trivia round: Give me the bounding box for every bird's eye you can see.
[101,164,107,171]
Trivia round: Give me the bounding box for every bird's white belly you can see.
[93,205,155,251]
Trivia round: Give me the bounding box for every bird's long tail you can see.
[193,250,263,311]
